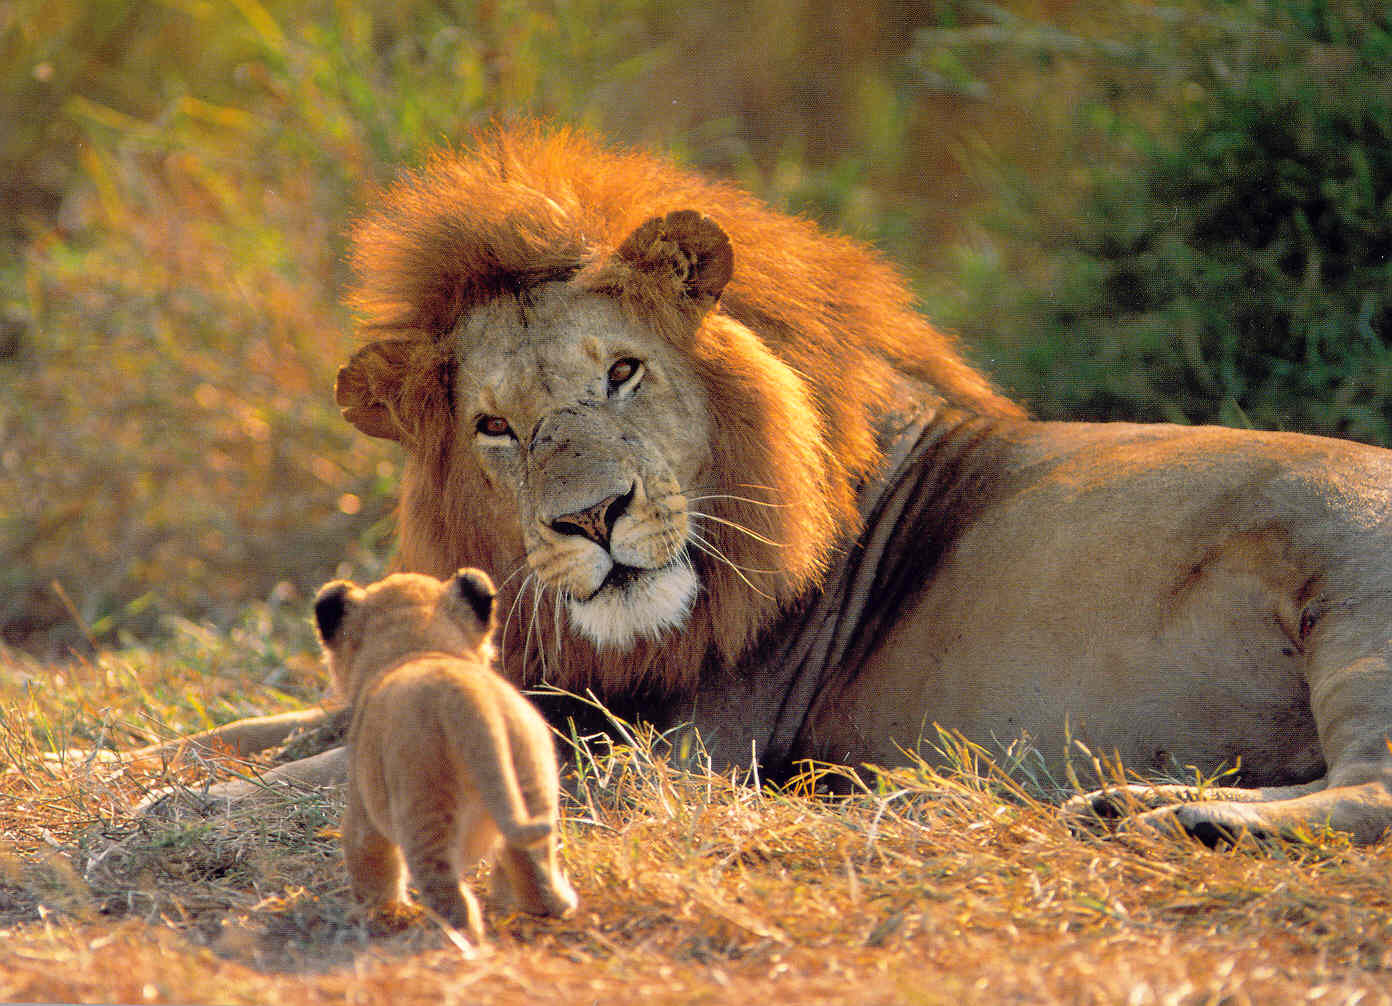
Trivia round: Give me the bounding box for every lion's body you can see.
[314,570,576,939]
[809,420,1392,820]
[312,124,1392,844]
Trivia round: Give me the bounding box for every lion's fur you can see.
[314,569,576,937]
[340,124,1020,694]
[327,124,1392,845]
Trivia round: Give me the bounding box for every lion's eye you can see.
[476,415,514,438]
[607,358,644,398]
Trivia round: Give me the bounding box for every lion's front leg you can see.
[129,707,352,818]
[134,745,349,818]
[126,707,337,763]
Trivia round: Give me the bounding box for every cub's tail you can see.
[450,706,554,849]
[502,818,553,847]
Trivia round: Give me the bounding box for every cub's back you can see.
[350,656,558,815]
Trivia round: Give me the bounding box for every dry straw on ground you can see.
[1,644,1390,1005]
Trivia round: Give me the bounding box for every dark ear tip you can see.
[313,581,353,644]
[452,568,496,625]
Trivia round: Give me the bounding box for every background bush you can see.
[939,1,1392,440]
[3,0,1388,655]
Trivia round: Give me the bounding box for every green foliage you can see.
[958,2,1392,442]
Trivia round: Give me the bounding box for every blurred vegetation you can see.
[2,0,1389,656]
[935,1,1392,440]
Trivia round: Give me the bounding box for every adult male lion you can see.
[179,125,1392,845]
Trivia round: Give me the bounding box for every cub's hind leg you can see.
[394,794,484,942]
[490,838,578,918]
[342,784,407,915]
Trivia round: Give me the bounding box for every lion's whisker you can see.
[500,571,536,668]
[685,493,794,510]
[527,578,548,681]
[550,589,565,673]
[494,560,530,593]
[677,547,707,603]
[686,509,788,548]
[686,528,781,576]
[687,532,777,600]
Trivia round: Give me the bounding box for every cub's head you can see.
[313,569,497,700]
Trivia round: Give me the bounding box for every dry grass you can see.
[2,645,1391,1005]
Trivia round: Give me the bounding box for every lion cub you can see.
[313,568,577,941]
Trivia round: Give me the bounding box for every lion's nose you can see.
[549,486,634,549]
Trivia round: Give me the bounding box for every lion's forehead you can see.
[454,289,637,419]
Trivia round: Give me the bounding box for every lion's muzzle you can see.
[518,408,697,650]
[547,485,634,551]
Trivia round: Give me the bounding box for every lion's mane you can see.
[341,123,1022,695]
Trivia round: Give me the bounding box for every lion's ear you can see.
[313,581,356,646]
[336,340,415,442]
[610,210,733,311]
[450,567,497,627]
[335,339,451,448]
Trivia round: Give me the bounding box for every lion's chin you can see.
[566,562,697,651]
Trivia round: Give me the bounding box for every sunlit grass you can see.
[1,628,1390,1004]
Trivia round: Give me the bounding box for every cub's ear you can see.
[451,568,496,627]
[608,210,733,312]
[313,581,355,645]
[335,339,452,448]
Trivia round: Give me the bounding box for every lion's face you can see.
[454,284,713,650]
[339,206,856,690]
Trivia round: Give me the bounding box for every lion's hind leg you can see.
[1130,781,1392,846]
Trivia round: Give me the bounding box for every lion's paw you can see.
[1061,784,1191,833]
[1062,786,1275,846]
[1119,801,1273,847]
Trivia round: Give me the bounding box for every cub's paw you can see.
[361,899,422,935]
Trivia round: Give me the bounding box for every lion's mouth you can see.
[597,561,649,594]
[566,555,697,650]
[575,553,685,601]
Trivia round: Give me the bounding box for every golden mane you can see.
[342,123,1023,695]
